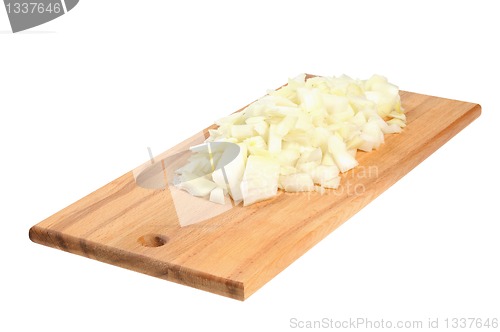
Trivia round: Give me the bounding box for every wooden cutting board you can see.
[29,79,481,300]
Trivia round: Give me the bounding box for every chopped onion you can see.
[279,173,315,192]
[176,176,217,197]
[240,155,280,206]
[177,74,406,206]
[209,187,226,205]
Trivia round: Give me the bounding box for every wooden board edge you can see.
[28,225,246,301]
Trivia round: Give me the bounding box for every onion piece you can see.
[176,176,217,197]
[240,155,280,206]
[328,134,359,173]
[209,187,226,205]
[279,173,315,192]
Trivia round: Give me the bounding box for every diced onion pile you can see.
[175,74,406,206]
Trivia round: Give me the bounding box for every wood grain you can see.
[29,81,481,300]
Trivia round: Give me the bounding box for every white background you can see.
[1,1,499,331]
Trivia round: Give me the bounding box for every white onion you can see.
[209,187,226,205]
[279,173,315,192]
[240,155,280,206]
[176,74,406,206]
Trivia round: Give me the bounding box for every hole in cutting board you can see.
[138,234,168,247]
